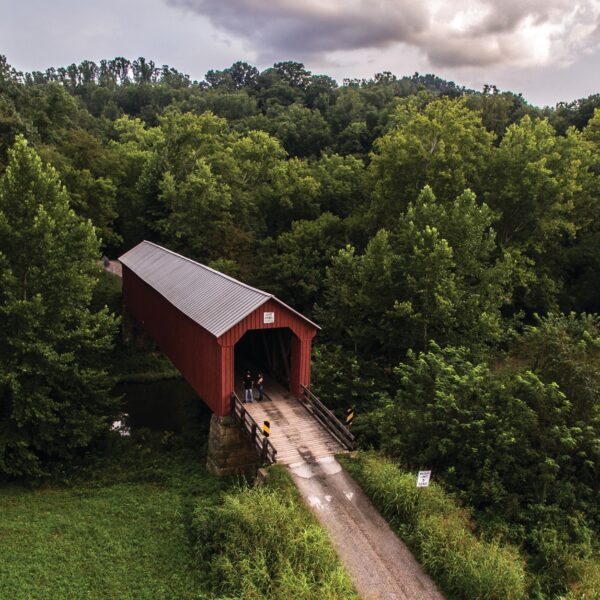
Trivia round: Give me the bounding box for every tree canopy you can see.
[0,137,117,477]
[0,53,598,596]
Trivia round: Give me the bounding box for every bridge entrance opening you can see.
[234,327,293,391]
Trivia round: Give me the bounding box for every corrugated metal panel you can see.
[119,241,319,338]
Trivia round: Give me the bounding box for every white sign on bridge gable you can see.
[263,311,275,324]
[416,470,432,488]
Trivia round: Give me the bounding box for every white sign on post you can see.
[263,312,275,324]
[416,470,432,488]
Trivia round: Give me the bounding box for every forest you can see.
[0,55,599,598]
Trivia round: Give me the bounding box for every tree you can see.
[368,95,494,228]
[0,137,118,478]
[316,230,398,364]
[485,116,590,250]
[273,61,311,89]
[258,103,332,157]
[376,343,599,544]
[121,109,320,268]
[257,213,346,313]
[392,186,518,351]
[317,186,517,364]
[560,110,600,313]
[484,116,597,311]
[310,153,368,218]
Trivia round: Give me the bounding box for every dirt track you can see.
[289,457,444,600]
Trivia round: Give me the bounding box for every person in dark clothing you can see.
[243,371,253,403]
[257,373,264,401]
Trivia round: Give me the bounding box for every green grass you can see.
[0,437,226,600]
[189,465,359,600]
[339,451,528,600]
[0,483,200,599]
[561,558,600,599]
[0,432,360,600]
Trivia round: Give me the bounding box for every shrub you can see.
[561,558,600,599]
[339,452,528,600]
[189,465,357,600]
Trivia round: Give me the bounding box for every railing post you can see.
[230,393,236,415]
[252,423,257,445]
[261,438,268,464]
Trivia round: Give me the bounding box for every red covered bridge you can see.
[119,241,354,473]
[120,241,320,415]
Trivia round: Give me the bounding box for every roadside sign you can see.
[263,312,275,324]
[346,407,355,427]
[416,470,431,488]
[263,420,270,437]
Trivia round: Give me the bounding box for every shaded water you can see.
[114,378,212,434]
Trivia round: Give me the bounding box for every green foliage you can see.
[110,347,180,384]
[189,465,358,600]
[258,212,346,313]
[369,95,495,226]
[371,341,599,596]
[317,186,517,365]
[311,343,377,413]
[0,137,119,478]
[249,102,332,157]
[483,116,597,311]
[309,153,368,218]
[340,453,528,600]
[0,439,228,599]
[114,109,321,268]
[90,270,122,315]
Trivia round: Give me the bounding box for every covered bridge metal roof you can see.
[119,241,319,338]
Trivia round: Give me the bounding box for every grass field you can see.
[0,437,226,600]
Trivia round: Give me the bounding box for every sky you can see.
[1,0,599,106]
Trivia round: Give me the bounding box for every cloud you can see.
[167,0,600,68]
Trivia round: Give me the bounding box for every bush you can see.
[339,452,528,600]
[189,465,357,600]
[561,558,600,599]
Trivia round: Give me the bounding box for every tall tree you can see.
[257,213,346,313]
[317,186,516,364]
[368,95,494,228]
[484,116,596,311]
[0,137,118,478]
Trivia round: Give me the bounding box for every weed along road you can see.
[289,457,444,600]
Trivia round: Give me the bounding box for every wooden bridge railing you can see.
[231,392,277,465]
[299,385,357,451]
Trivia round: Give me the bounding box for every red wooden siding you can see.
[123,269,317,417]
[218,298,316,412]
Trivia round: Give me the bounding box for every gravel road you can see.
[289,456,444,600]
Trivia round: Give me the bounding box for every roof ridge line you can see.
[120,241,321,333]
[142,240,272,299]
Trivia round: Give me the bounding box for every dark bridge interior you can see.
[234,327,292,389]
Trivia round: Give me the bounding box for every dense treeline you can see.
[1,54,599,597]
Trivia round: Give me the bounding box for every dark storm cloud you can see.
[169,0,428,54]
[167,0,600,68]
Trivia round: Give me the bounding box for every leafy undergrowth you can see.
[189,465,359,600]
[0,434,227,600]
[111,345,181,383]
[0,431,360,600]
[339,451,528,600]
[561,558,600,599]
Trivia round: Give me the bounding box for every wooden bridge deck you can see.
[235,378,344,465]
